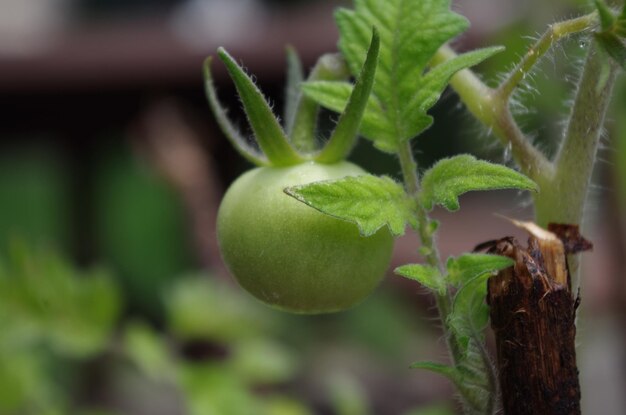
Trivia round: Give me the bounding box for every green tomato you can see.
[217,161,394,314]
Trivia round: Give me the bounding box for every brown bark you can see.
[480,222,592,415]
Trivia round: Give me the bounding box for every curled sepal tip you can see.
[217,48,304,167]
[203,57,268,167]
[315,27,380,164]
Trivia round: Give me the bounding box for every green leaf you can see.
[301,81,391,141]
[217,48,304,166]
[410,361,460,381]
[284,46,304,138]
[400,46,504,138]
[595,0,616,31]
[446,280,496,414]
[419,154,538,211]
[412,357,492,414]
[203,57,268,166]
[305,0,501,152]
[284,174,415,236]
[394,264,444,294]
[316,28,380,163]
[595,31,626,70]
[448,273,491,349]
[446,253,513,288]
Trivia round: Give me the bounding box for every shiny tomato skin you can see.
[217,161,394,314]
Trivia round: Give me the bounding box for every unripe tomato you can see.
[217,161,394,314]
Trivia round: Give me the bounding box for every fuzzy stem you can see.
[431,47,552,183]
[397,142,462,364]
[535,43,619,227]
[432,12,599,185]
[497,12,598,99]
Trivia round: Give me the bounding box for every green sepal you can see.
[218,48,304,167]
[394,264,445,294]
[315,28,380,163]
[283,46,305,138]
[284,174,416,236]
[203,57,268,166]
[419,154,538,211]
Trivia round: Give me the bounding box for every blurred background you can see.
[0,0,625,414]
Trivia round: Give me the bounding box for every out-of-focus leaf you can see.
[124,320,175,382]
[165,276,272,343]
[180,365,258,415]
[328,372,371,415]
[230,339,297,385]
[0,244,121,357]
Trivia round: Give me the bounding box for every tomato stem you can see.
[397,141,462,365]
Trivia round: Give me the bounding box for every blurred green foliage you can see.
[616,80,626,209]
[0,243,121,414]
[0,145,70,251]
[95,147,193,318]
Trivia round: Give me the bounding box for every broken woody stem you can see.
[481,222,592,415]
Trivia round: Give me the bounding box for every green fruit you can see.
[217,161,394,314]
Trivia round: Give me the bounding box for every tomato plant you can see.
[206,0,625,412]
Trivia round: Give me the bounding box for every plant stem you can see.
[535,43,619,286]
[535,43,619,227]
[431,11,599,185]
[397,142,462,364]
[432,46,552,183]
[497,12,598,99]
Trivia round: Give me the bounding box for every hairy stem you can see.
[535,43,619,227]
[397,142,462,364]
[432,46,552,182]
[497,12,598,99]
[432,11,599,186]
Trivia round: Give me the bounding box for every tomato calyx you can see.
[204,28,380,168]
